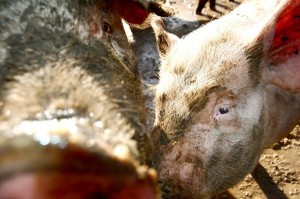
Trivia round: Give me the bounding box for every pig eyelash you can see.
[103,21,113,33]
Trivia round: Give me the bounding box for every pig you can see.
[196,0,234,14]
[150,0,300,198]
[0,0,162,198]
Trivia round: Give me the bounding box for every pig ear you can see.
[150,17,180,58]
[261,0,300,93]
[112,0,151,25]
[112,0,174,25]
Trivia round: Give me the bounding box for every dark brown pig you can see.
[151,0,300,198]
[0,0,161,198]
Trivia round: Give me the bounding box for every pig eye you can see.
[219,107,229,114]
[103,21,113,33]
[214,103,234,122]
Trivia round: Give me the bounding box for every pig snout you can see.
[151,125,208,199]
[0,0,160,198]
[0,128,157,199]
[0,74,156,199]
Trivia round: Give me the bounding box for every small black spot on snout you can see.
[281,36,288,42]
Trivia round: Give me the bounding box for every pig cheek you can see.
[214,112,242,134]
[111,40,131,60]
[90,21,132,65]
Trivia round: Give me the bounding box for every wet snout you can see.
[0,110,158,199]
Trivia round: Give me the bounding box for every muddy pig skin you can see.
[151,0,300,198]
[0,0,161,198]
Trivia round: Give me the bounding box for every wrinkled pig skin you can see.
[0,0,160,198]
[151,0,300,198]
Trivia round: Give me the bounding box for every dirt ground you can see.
[132,0,300,198]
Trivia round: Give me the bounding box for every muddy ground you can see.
[132,0,300,198]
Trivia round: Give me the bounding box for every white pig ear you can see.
[150,17,180,58]
[261,0,300,93]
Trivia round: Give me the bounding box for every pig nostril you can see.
[103,21,113,34]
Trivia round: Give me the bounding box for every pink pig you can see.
[151,0,300,198]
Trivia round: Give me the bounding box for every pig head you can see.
[0,0,161,198]
[151,0,300,198]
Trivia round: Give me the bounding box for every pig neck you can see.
[263,85,300,148]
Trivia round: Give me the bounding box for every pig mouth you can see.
[0,119,159,199]
[0,172,158,199]
[0,140,159,199]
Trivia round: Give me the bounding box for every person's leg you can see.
[209,0,216,10]
[196,0,209,14]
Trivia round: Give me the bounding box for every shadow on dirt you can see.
[251,163,288,199]
[213,162,289,199]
